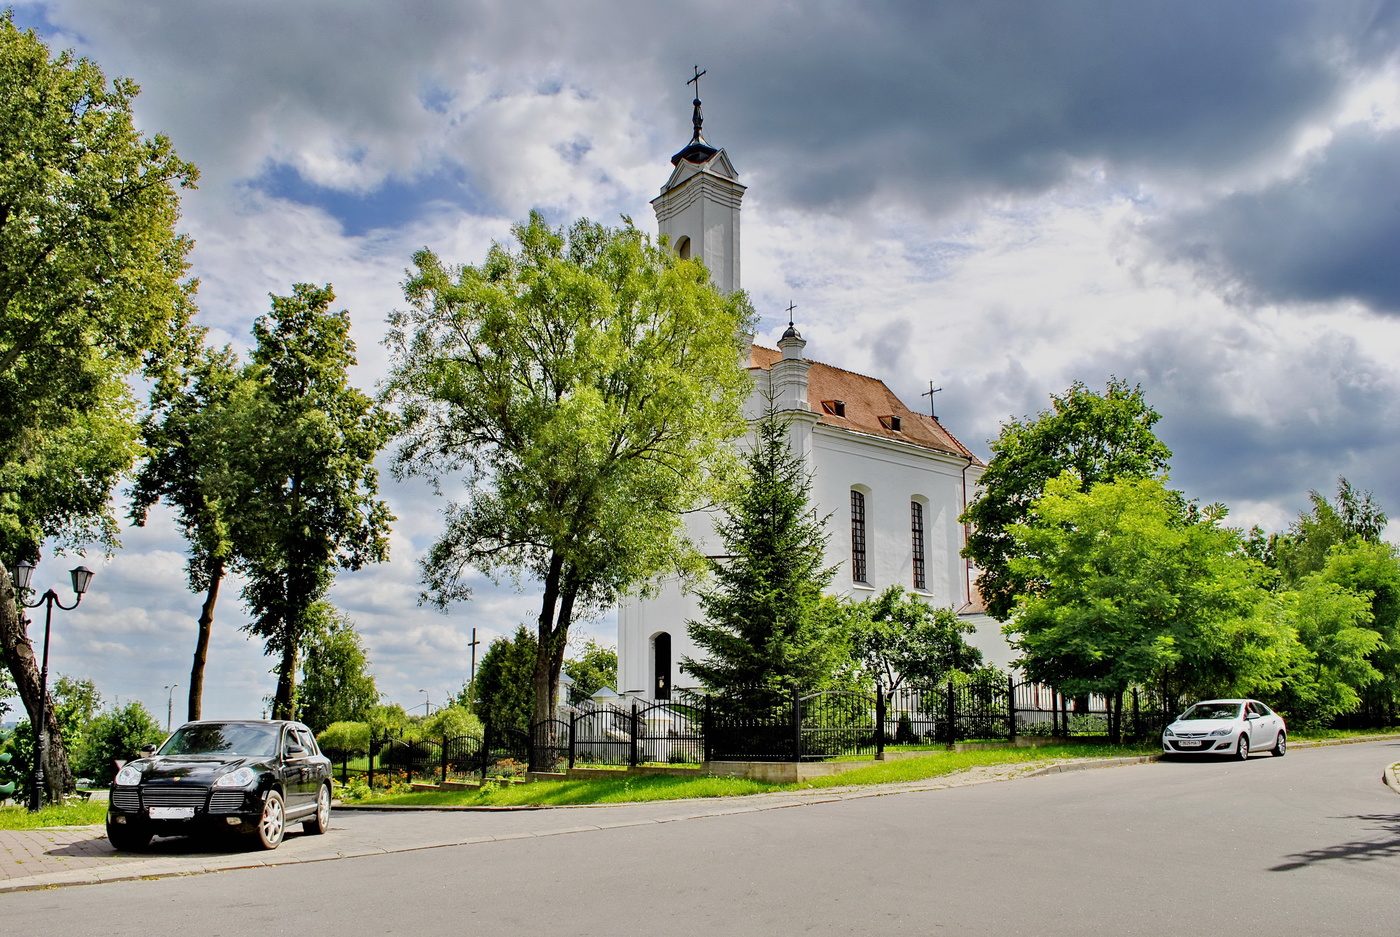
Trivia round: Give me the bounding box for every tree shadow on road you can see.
[1270,814,1400,871]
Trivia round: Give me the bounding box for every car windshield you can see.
[1181,703,1242,721]
[158,723,280,757]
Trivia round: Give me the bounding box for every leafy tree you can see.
[233,284,394,719]
[129,344,248,720]
[384,213,753,727]
[73,700,164,785]
[468,627,539,733]
[0,675,102,797]
[848,586,983,695]
[421,704,483,739]
[1,15,197,802]
[367,703,411,739]
[683,411,849,714]
[316,721,371,759]
[563,640,618,703]
[1007,475,1290,709]
[1261,477,1389,587]
[297,603,379,733]
[961,379,1172,621]
[1264,577,1381,727]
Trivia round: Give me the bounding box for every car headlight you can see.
[1209,728,1233,736]
[214,767,257,788]
[114,764,143,786]
[1163,727,1175,737]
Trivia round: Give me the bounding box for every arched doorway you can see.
[653,632,671,700]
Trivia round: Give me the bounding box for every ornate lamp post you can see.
[11,560,94,811]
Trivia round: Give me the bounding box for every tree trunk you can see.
[273,641,298,720]
[0,566,74,803]
[187,561,223,721]
[532,552,565,730]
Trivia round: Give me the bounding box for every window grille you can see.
[911,500,926,590]
[851,490,868,583]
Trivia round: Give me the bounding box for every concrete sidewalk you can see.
[3,737,1389,894]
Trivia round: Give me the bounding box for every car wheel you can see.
[254,791,286,850]
[304,783,331,835]
[1236,735,1250,760]
[1272,732,1286,757]
[106,816,151,851]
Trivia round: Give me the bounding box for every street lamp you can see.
[11,560,94,811]
[164,684,179,733]
[419,688,430,715]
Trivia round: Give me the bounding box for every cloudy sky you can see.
[8,0,1400,724]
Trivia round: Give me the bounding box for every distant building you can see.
[616,88,1011,700]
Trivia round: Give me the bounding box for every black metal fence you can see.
[340,679,1172,783]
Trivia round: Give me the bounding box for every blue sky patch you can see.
[247,162,485,237]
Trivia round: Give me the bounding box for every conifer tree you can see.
[683,411,846,715]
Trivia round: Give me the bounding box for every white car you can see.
[1161,699,1287,759]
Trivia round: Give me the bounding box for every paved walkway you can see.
[1,737,1391,894]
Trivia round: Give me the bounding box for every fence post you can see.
[875,683,886,757]
[569,710,578,769]
[792,691,803,761]
[1132,688,1141,741]
[629,698,639,768]
[367,733,376,790]
[1007,675,1017,742]
[945,680,956,745]
[702,695,712,763]
[480,722,492,780]
[440,734,448,786]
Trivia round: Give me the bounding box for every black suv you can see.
[107,720,333,851]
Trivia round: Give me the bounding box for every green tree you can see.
[234,284,394,719]
[384,213,753,727]
[1264,577,1381,727]
[683,412,848,714]
[1265,478,1389,587]
[563,640,618,703]
[129,343,248,720]
[1007,475,1291,712]
[468,627,538,733]
[421,704,483,739]
[1,15,197,802]
[296,603,379,733]
[961,379,1172,621]
[73,700,164,785]
[316,721,371,760]
[848,586,983,695]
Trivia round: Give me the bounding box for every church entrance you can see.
[653,632,671,700]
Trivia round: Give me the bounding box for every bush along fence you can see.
[322,677,1173,784]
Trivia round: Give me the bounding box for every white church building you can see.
[615,89,1012,700]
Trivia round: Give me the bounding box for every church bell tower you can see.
[651,68,745,295]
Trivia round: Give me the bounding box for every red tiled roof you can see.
[748,344,983,464]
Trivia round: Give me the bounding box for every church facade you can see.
[615,94,1010,700]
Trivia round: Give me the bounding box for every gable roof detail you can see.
[748,344,982,463]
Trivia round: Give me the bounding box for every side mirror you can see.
[1245,713,1258,720]
[287,743,309,759]
[141,744,158,756]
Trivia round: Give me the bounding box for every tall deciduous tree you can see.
[682,412,848,714]
[235,285,394,719]
[961,379,1172,621]
[297,603,379,733]
[848,586,982,696]
[1008,475,1293,707]
[0,15,197,801]
[384,213,753,727]
[129,343,248,720]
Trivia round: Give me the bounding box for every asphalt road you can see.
[8,740,1400,936]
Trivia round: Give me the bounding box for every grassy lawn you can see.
[345,741,1159,807]
[0,800,108,831]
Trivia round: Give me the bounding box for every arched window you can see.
[851,489,868,584]
[911,499,927,591]
[676,236,692,260]
[653,632,672,700]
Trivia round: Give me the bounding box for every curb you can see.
[1384,763,1400,796]
[1026,754,1161,776]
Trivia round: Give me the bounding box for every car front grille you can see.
[141,786,209,809]
[110,788,140,812]
[1170,739,1216,751]
[208,791,246,813]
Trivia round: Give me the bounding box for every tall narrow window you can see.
[911,500,927,591]
[851,489,868,583]
[653,632,671,700]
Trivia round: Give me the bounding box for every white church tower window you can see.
[911,498,927,591]
[851,488,869,584]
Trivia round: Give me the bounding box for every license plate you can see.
[1178,740,1203,748]
[148,806,195,820]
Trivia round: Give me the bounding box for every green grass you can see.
[1290,726,1400,740]
[0,800,108,830]
[344,742,1158,807]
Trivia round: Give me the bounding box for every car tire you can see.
[1271,732,1286,757]
[106,816,151,852]
[304,783,331,835]
[1236,735,1250,760]
[253,790,286,850]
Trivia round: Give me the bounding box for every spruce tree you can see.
[683,411,844,715]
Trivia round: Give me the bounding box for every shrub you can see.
[73,702,164,786]
[317,721,371,759]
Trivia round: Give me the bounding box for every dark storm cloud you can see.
[1148,126,1400,314]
